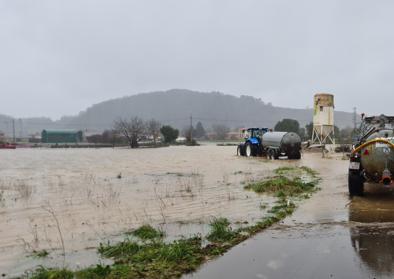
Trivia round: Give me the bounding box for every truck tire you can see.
[348,172,364,196]
[274,150,280,160]
[237,146,241,156]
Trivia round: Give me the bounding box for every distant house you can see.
[41,130,83,144]
[0,131,5,143]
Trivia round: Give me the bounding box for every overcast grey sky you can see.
[0,0,393,119]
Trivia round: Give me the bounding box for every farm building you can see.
[41,130,84,144]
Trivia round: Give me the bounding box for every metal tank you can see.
[348,115,394,196]
[361,130,394,183]
[262,132,301,159]
[312,93,335,145]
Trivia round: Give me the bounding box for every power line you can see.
[353,107,357,130]
[190,114,193,142]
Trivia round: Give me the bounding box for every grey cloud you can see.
[0,0,393,119]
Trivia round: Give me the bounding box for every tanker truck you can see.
[237,128,301,159]
[349,114,394,196]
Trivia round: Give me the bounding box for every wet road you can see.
[186,154,394,279]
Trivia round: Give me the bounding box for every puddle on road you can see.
[350,190,394,223]
[187,195,394,279]
[349,191,394,277]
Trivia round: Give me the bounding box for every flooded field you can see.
[0,145,296,276]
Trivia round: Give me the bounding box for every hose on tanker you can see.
[351,138,394,155]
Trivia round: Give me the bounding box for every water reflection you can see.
[349,193,394,275]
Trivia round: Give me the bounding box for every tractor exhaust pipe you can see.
[382,169,392,186]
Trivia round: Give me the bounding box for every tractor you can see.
[237,127,302,159]
[237,128,268,157]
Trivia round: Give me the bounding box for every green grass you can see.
[274,166,319,177]
[29,267,73,279]
[32,250,49,258]
[75,265,112,279]
[206,218,236,243]
[127,224,164,241]
[31,238,205,279]
[244,176,317,196]
[246,166,319,197]
[274,166,297,175]
[96,237,205,278]
[299,166,319,176]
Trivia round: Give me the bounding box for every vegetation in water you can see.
[206,218,236,243]
[244,176,317,196]
[32,250,49,258]
[26,166,319,279]
[126,224,165,241]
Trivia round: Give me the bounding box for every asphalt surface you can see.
[186,153,394,279]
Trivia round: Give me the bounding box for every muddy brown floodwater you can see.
[186,152,394,279]
[0,145,294,277]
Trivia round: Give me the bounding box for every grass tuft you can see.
[245,166,319,197]
[244,176,317,196]
[206,218,236,243]
[129,224,164,240]
[274,166,296,175]
[32,250,49,258]
[299,166,319,176]
[97,236,205,278]
[29,267,73,279]
[75,265,112,278]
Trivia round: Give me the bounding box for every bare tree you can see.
[114,118,132,147]
[114,117,145,148]
[147,119,162,144]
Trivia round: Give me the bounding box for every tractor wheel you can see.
[267,149,274,160]
[348,172,364,196]
[237,145,246,156]
[245,143,253,157]
[289,151,301,160]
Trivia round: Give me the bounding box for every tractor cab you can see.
[241,128,269,141]
[238,128,269,156]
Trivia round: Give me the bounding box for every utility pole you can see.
[12,119,16,143]
[19,118,23,139]
[353,107,357,130]
[190,114,193,143]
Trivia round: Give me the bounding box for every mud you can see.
[0,145,291,276]
[186,153,394,279]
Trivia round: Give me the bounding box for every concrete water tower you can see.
[311,93,335,145]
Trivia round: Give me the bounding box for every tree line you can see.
[86,117,234,148]
[86,117,179,148]
[87,117,356,148]
[275,118,355,143]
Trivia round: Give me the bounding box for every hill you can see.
[0,89,355,136]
